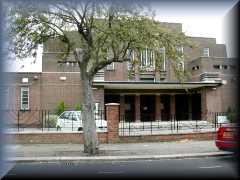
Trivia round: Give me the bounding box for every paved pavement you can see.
[3,140,234,162]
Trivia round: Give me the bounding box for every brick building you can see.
[3,22,239,126]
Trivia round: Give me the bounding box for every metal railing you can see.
[2,109,106,132]
[119,112,230,136]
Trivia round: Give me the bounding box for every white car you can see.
[56,111,107,131]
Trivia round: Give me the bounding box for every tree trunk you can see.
[81,71,99,155]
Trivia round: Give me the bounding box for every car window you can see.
[59,112,70,119]
[76,112,82,120]
[71,112,78,121]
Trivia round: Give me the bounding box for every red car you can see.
[215,123,238,151]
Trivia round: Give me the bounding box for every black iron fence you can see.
[2,109,232,135]
[2,109,106,132]
[119,112,231,136]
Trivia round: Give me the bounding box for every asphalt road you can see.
[2,155,239,179]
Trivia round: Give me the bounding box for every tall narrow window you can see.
[141,49,147,66]
[106,49,115,70]
[94,102,100,120]
[159,47,166,71]
[203,48,209,57]
[177,46,184,71]
[21,87,29,110]
[140,48,155,67]
[106,62,115,70]
[148,49,154,67]
[127,49,134,70]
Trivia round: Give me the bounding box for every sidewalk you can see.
[4,140,233,162]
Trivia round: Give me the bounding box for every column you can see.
[105,103,120,143]
[155,94,161,121]
[135,94,141,122]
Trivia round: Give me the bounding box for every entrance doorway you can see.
[192,94,201,120]
[140,95,155,121]
[160,95,170,121]
[124,95,135,122]
[175,95,189,120]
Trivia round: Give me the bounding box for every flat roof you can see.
[93,81,222,90]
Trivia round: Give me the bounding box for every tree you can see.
[8,0,192,154]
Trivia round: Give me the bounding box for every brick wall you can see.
[118,132,216,143]
[5,131,216,144]
[5,132,108,144]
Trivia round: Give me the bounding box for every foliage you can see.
[75,103,82,111]
[56,101,66,116]
[8,0,194,154]
[43,114,58,128]
[226,107,238,123]
[8,0,193,81]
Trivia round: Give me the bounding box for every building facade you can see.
[3,22,239,126]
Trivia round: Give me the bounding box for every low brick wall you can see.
[118,132,216,143]
[4,131,216,144]
[4,132,108,144]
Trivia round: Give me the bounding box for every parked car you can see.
[56,111,107,131]
[215,123,238,151]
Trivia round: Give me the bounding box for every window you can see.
[106,62,115,70]
[140,48,155,67]
[94,102,100,120]
[213,65,221,69]
[178,61,184,71]
[70,112,78,121]
[159,47,166,71]
[203,48,209,57]
[127,49,134,70]
[192,66,200,71]
[94,102,100,111]
[20,87,29,110]
[222,65,228,70]
[60,112,70,119]
[106,48,115,70]
[176,46,184,71]
[176,46,184,55]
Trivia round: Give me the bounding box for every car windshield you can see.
[75,112,81,120]
[59,112,70,119]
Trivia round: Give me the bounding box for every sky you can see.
[6,0,238,72]
[150,0,238,44]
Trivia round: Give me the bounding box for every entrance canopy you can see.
[93,81,222,90]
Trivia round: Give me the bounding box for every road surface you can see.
[2,155,239,179]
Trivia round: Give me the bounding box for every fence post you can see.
[106,103,120,143]
[176,115,178,133]
[150,117,152,135]
[17,110,20,132]
[47,110,50,131]
[196,118,198,131]
[41,110,44,132]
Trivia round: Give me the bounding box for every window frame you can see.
[203,47,210,57]
[159,47,166,71]
[176,46,184,71]
[140,48,155,68]
[106,62,115,70]
[20,86,29,110]
[106,48,115,70]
